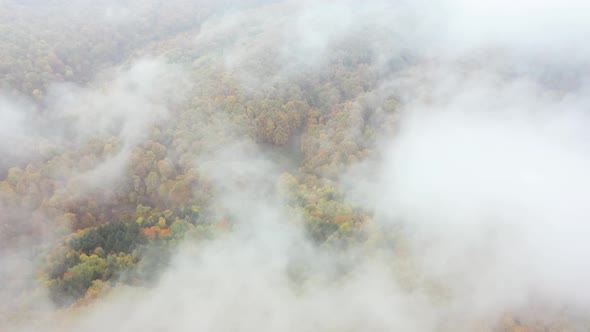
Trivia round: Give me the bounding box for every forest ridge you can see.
[1,1,590,331]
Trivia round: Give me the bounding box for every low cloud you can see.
[4,0,590,331]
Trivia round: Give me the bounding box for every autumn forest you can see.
[2,1,590,331]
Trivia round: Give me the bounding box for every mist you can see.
[2,0,590,331]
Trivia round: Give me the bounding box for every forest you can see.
[1,1,590,331]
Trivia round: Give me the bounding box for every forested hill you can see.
[1,0,397,319]
[1,1,589,332]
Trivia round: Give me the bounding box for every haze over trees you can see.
[1,1,590,331]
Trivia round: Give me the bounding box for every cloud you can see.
[0,56,190,328]
[346,67,590,322]
[49,58,190,191]
[0,96,46,169]
[5,0,590,331]
[0,57,189,191]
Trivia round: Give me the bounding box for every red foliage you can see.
[142,226,170,238]
[216,219,230,231]
[142,226,160,238]
[333,214,352,225]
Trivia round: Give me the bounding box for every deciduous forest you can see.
[1,1,590,331]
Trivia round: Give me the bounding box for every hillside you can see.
[1,1,590,331]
